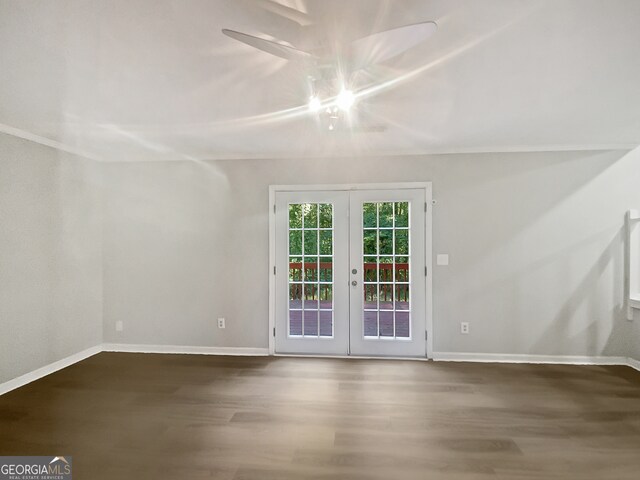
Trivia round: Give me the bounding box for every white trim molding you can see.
[1,346,638,397]
[433,352,631,366]
[0,345,102,396]
[0,123,101,161]
[0,344,268,396]
[1,121,636,164]
[268,182,434,358]
[196,144,639,161]
[101,343,270,356]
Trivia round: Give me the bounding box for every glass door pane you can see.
[275,187,428,358]
[362,202,411,339]
[275,190,349,355]
[288,203,334,338]
[349,189,426,357]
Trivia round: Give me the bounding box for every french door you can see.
[273,186,429,357]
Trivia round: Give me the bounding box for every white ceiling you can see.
[1,0,639,161]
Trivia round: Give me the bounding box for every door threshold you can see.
[273,353,431,361]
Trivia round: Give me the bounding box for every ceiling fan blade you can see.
[350,21,438,70]
[249,0,313,26]
[222,29,314,62]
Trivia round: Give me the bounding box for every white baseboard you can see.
[0,345,102,396]
[1,346,638,397]
[433,351,630,366]
[0,344,268,396]
[101,343,270,356]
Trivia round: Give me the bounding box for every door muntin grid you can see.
[288,203,334,337]
[362,201,411,339]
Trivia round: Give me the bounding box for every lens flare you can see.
[308,96,322,112]
[336,89,355,111]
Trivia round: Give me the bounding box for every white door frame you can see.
[268,182,433,358]
[274,190,350,355]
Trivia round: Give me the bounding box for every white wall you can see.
[2,136,636,381]
[101,149,640,358]
[0,133,102,383]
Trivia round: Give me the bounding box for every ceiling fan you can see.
[222,1,437,130]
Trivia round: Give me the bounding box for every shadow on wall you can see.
[453,226,625,356]
[531,227,625,356]
[432,147,640,357]
[527,146,640,357]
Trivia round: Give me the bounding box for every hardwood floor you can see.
[1,353,639,479]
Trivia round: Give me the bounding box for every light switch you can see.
[436,254,449,266]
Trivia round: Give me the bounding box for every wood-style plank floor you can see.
[1,353,639,479]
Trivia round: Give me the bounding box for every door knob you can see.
[351,280,357,286]
[352,268,357,274]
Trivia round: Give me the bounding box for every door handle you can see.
[351,280,357,286]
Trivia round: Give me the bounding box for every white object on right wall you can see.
[627,210,640,320]
[436,254,449,266]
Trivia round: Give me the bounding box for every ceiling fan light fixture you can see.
[308,95,322,112]
[336,89,355,111]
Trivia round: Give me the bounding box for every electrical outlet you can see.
[217,317,225,329]
[460,322,469,334]
[115,321,123,332]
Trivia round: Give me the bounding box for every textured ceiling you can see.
[1,0,639,161]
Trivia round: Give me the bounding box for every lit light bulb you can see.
[308,95,321,112]
[336,89,355,111]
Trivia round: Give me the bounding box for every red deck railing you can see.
[289,262,409,301]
